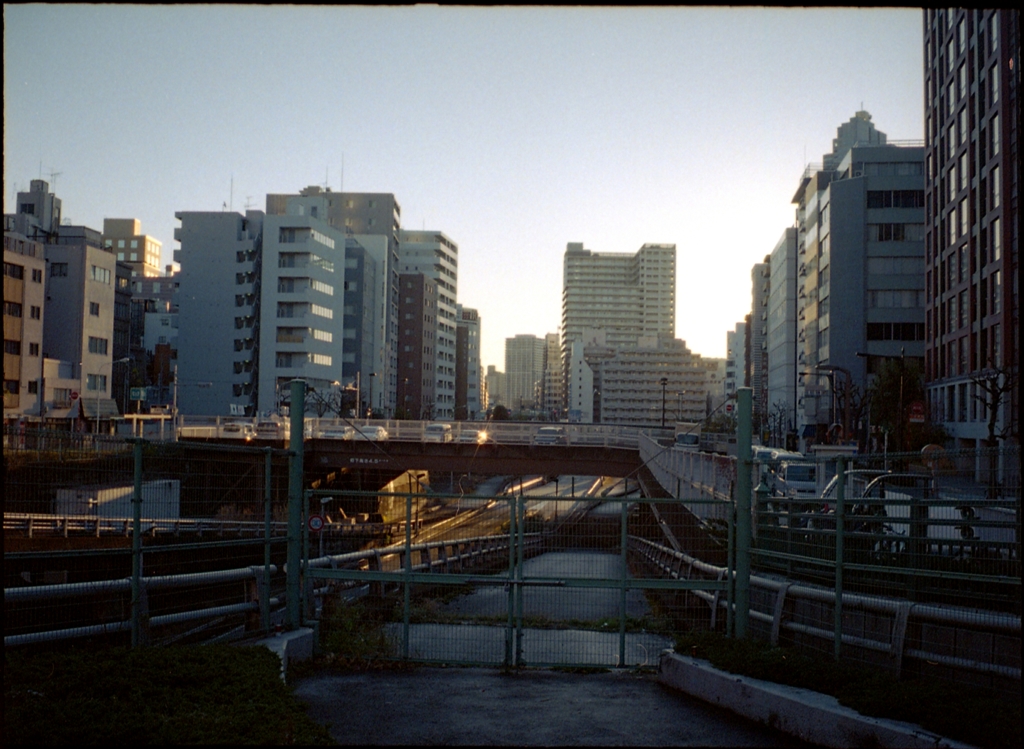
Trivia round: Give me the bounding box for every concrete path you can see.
[292,666,812,746]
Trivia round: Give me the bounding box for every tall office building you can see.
[923,9,1019,446]
[767,228,799,444]
[398,230,459,418]
[455,305,482,420]
[791,112,926,446]
[484,365,505,409]
[103,218,162,278]
[505,334,546,412]
[561,242,675,361]
[542,332,564,419]
[267,187,401,415]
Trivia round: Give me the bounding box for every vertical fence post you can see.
[403,493,412,660]
[516,493,525,666]
[834,455,845,662]
[287,379,306,631]
[131,438,146,647]
[734,388,752,639]
[506,495,516,668]
[263,447,272,633]
[619,497,628,668]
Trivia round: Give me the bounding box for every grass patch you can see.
[676,631,1020,749]
[3,644,335,745]
[316,597,399,669]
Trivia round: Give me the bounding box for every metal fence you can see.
[4,427,291,647]
[304,482,732,669]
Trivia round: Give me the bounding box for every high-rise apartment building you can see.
[266,187,401,416]
[725,323,746,397]
[542,332,564,419]
[103,218,162,278]
[398,230,458,419]
[561,242,676,364]
[397,274,438,419]
[750,257,770,427]
[791,112,926,446]
[923,8,1019,446]
[505,334,546,412]
[767,228,799,443]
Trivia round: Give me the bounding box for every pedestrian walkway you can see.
[291,665,809,746]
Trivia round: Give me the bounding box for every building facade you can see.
[767,227,799,445]
[505,334,546,413]
[792,112,926,446]
[103,218,162,278]
[398,230,459,418]
[750,257,770,430]
[455,305,482,420]
[3,226,46,420]
[267,187,401,416]
[923,8,1019,447]
[397,273,438,419]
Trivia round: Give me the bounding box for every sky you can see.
[4,5,925,370]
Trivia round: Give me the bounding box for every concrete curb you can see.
[254,628,316,681]
[657,649,975,749]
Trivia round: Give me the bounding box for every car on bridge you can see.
[458,428,492,444]
[354,425,388,442]
[317,425,355,440]
[533,426,566,445]
[423,423,453,443]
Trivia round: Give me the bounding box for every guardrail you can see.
[630,536,1021,684]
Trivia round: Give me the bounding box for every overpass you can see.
[306,438,647,479]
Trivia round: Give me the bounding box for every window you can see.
[868,223,925,241]
[88,337,109,355]
[991,166,1000,208]
[4,340,21,355]
[90,265,111,284]
[130,240,138,249]
[86,374,107,391]
[27,380,38,394]
[31,268,42,283]
[30,306,41,320]
[4,301,23,318]
[50,262,68,277]
[117,240,125,248]
[29,342,39,356]
[4,262,24,279]
[4,380,19,395]
[89,302,100,316]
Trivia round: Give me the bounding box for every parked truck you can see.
[53,480,181,519]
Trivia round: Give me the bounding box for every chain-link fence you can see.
[4,427,290,648]
[305,477,733,669]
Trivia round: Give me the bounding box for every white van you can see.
[423,423,453,443]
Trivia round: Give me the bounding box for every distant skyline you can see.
[4,5,925,370]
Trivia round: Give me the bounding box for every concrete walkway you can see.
[292,665,810,746]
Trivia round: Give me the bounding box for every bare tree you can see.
[970,362,1018,498]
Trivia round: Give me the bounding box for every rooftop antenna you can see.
[324,166,330,191]
[340,154,344,193]
[244,195,254,211]
[230,175,234,212]
[48,169,62,192]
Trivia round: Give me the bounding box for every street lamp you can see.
[660,377,668,428]
[95,357,130,434]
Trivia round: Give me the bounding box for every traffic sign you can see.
[70,390,79,400]
[908,400,925,424]
[130,387,147,401]
[308,514,324,532]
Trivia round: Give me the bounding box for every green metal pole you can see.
[506,494,516,668]
[403,494,412,660]
[834,455,846,661]
[516,493,525,666]
[287,379,305,630]
[131,439,144,648]
[264,447,272,634]
[619,498,628,667]
[735,388,752,639]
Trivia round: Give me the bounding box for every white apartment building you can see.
[595,336,706,427]
[398,230,458,419]
[725,323,746,396]
[562,242,676,362]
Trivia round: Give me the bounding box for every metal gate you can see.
[303,486,733,668]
